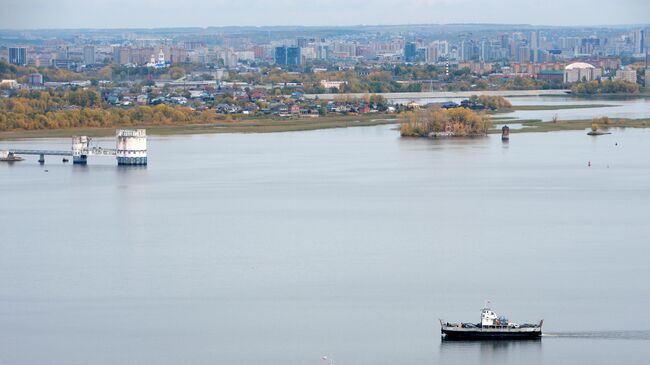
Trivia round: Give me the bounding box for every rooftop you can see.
[565,62,595,70]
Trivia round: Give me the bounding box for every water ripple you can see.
[544,330,650,340]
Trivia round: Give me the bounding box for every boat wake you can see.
[543,330,650,340]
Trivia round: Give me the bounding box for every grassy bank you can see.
[2,113,648,140]
[0,114,397,140]
[489,118,650,134]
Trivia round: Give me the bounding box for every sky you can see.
[2,0,649,29]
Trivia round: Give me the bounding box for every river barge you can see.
[440,306,542,340]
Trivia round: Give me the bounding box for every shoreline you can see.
[490,118,650,134]
[304,89,571,100]
[2,116,649,140]
[0,114,397,140]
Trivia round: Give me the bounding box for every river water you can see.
[1,125,649,364]
[392,95,650,122]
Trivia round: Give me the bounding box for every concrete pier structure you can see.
[72,135,90,164]
[3,129,148,166]
[116,129,147,165]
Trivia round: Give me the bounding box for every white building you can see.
[235,51,255,61]
[0,79,19,89]
[301,47,316,60]
[564,62,602,83]
[320,80,347,89]
[614,69,637,83]
[83,45,95,65]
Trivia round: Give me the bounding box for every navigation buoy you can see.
[588,161,591,167]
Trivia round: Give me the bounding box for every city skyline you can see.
[2,0,650,29]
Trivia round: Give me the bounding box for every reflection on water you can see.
[390,96,650,122]
[440,338,542,364]
[116,165,148,173]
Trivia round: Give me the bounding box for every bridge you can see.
[9,149,73,156]
[2,129,147,165]
[6,149,72,163]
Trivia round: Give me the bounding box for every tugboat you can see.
[440,305,542,340]
[0,151,24,162]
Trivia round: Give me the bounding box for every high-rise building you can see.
[431,40,449,57]
[500,34,510,49]
[275,46,301,65]
[517,45,531,63]
[83,45,96,65]
[459,40,478,62]
[9,47,27,66]
[479,40,491,61]
[113,47,123,64]
[634,29,645,54]
[404,42,417,62]
[287,46,301,65]
[316,44,329,60]
[275,46,287,65]
[426,44,438,63]
[530,31,539,49]
[221,49,237,67]
[252,45,268,59]
[296,37,310,48]
[416,48,427,63]
[530,31,539,62]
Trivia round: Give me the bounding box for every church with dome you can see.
[146,48,168,69]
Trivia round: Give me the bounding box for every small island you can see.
[587,116,613,135]
[400,103,493,138]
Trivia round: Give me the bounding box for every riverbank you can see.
[0,114,397,140]
[3,113,649,140]
[491,118,650,134]
[304,89,571,101]
[505,104,616,111]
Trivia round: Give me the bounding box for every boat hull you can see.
[441,326,542,340]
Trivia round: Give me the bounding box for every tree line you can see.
[0,91,218,131]
[400,106,492,137]
[571,80,640,94]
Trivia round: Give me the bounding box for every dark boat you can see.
[440,306,542,340]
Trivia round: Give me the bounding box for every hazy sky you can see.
[2,0,649,29]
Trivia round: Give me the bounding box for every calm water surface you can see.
[393,95,650,121]
[1,125,649,364]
